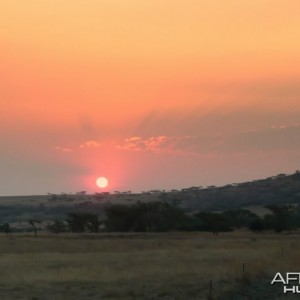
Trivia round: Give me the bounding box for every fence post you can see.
[209,279,213,294]
[242,263,246,275]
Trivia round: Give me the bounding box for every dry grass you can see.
[0,231,299,299]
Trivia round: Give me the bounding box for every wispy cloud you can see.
[117,136,171,153]
[54,123,300,157]
[270,123,299,129]
[116,124,300,156]
[223,124,300,152]
[116,135,222,155]
[79,140,101,148]
[55,146,72,153]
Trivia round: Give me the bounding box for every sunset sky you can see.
[1,1,300,195]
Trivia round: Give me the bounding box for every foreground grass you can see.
[0,231,299,299]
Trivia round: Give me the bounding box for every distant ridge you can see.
[162,171,300,211]
[1,171,300,213]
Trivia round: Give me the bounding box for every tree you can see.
[47,220,68,234]
[265,204,294,232]
[176,215,205,231]
[263,214,276,230]
[104,204,135,232]
[66,213,100,233]
[249,217,264,231]
[29,219,41,237]
[2,223,11,237]
[85,214,101,233]
[104,201,185,232]
[152,201,184,232]
[194,212,232,233]
[223,209,258,228]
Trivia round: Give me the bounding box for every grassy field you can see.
[0,231,299,299]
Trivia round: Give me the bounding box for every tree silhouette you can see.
[29,219,41,237]
[66,213,100,232]
[3,223,10,237]
[265,204,294,232]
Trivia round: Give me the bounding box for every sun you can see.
[96,177,108,188]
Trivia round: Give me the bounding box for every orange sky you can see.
[1,1,300,195]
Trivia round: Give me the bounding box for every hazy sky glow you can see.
[1,1,300,195]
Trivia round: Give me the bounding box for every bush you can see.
[104,201,185,232]
[66,213,100,232]
[193,212,232,232]
[47,220,68,233]
[248,218,264,231]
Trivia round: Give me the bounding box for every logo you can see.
[271,272,300,294]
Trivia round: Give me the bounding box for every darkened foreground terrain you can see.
[1,172,300,299]
[1,171,300,234]
[0,231,299,300]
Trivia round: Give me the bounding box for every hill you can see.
[1,171,300,228]
[163,171,300,211]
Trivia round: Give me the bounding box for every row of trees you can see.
[46,202,300,234]
[1,202,299,235]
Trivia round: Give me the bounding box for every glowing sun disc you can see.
[96,177,108,188]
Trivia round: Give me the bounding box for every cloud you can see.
[55,146,72,153]
[79,140,101,148]
[133,107,300,141]
[117,136,173,153]
[117,124,300,156]
[222,124,300,152]
[270,123,299,129]
[55,123,300,158]
[117,135,222,155]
